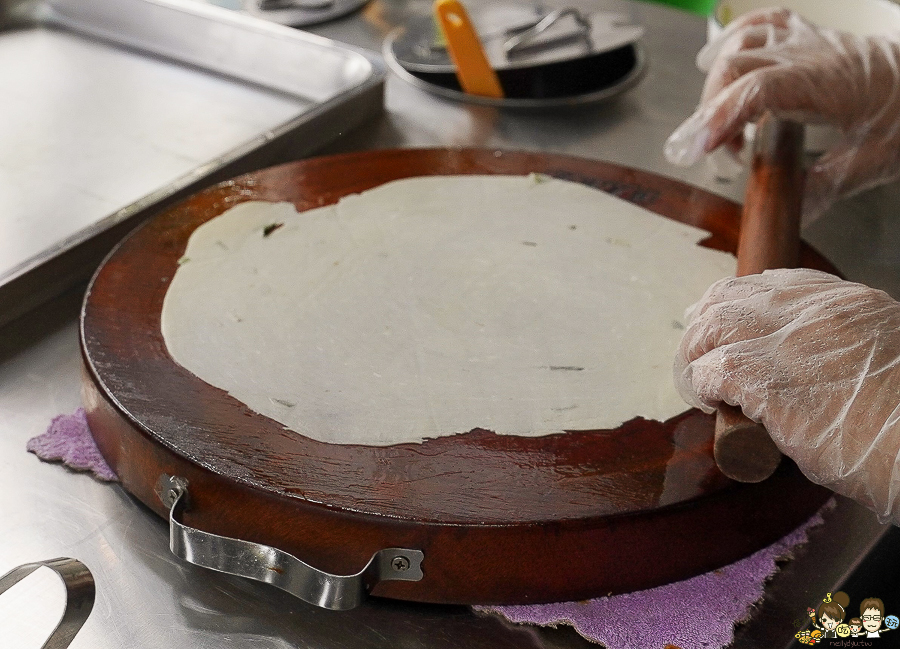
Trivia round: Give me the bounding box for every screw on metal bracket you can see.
[391,556,411,572]
[155,474,189,509]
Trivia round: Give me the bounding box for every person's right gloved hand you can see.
[665,8,900,223]
[675,269,900,524]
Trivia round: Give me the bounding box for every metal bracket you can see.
[0,558,95,649]
[155,474,424,611]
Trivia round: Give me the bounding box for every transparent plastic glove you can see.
[665,8,900,222]
[675,268,900,523]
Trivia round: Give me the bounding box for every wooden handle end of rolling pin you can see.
[713,115,804,483]
[714,404,783,483]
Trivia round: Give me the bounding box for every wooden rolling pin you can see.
[713,113,804,483]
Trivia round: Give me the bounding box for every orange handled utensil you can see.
[433,0,504,99]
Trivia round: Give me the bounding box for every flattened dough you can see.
[162,175,735,445]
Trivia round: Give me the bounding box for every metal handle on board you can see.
[155,474,424,611]
[0,557,96,649]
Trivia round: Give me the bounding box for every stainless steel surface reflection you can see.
[2,0,898,647]
[317,0,739,197]
[309,0,900,298]
[0,291,602,648]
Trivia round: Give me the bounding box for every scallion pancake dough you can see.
[161,175,736,445]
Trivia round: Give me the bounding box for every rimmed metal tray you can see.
[0,0,383,326]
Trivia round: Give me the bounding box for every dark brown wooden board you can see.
[81,148,833,605]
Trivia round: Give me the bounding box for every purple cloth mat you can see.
[29,409,828,647]
[27,408,118,482]
[476,507,828,649]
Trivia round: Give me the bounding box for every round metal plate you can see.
[391,9,644,74]
[384,31,648,108]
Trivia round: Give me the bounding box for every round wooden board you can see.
[82,148,833,605]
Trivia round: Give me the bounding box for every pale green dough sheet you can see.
[161,175,736,445]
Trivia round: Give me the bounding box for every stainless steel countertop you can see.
[310,0,900,298]
[2,1,898,647]
[316,0,744,196]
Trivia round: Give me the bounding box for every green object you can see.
[640,0,716,16]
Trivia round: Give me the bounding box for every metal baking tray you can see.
[0,0,384,326]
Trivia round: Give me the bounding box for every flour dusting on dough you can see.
[161,175,736,445]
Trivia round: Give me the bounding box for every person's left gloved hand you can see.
[665,8,900,223]
[675,268,900,523]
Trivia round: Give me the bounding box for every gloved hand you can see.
[675,268,900,523]
[665,8,900,222]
